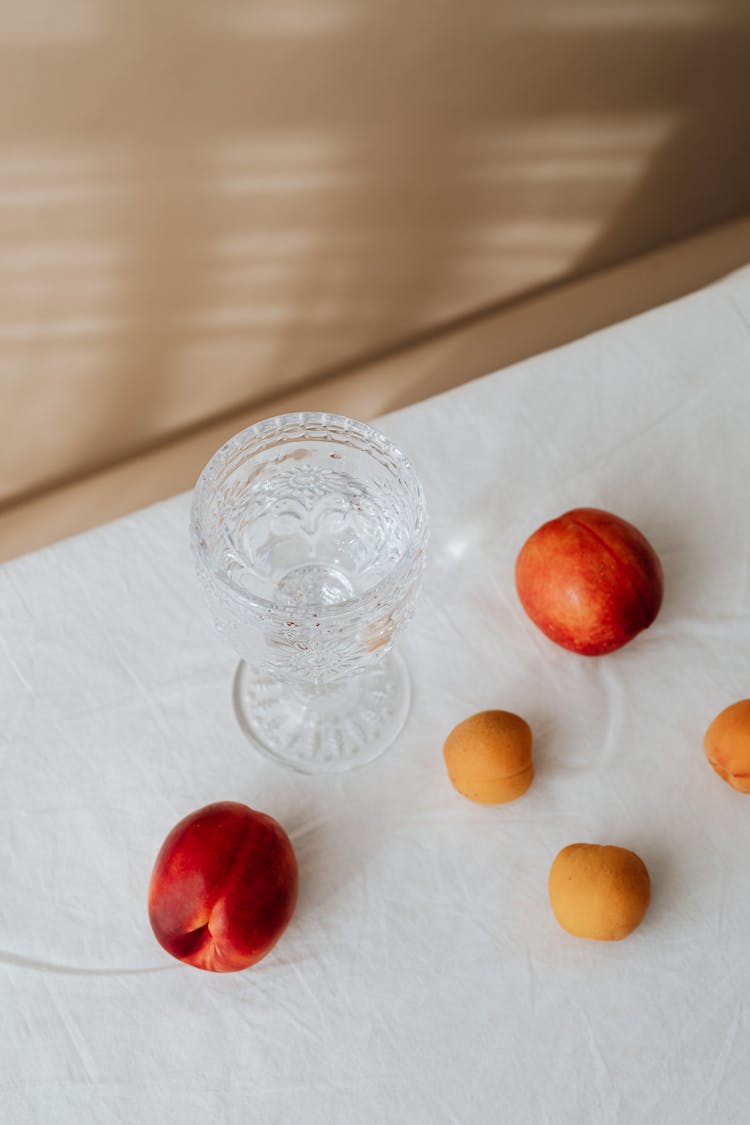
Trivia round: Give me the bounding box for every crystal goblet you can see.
[190,412,428,773]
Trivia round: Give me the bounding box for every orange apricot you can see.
[443,710,533,805]
[548,843,650,941]
[704,700,750,793]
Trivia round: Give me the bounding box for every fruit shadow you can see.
[513,707,561,784]
[628,506,704,633]
[626,839,678,934]
[242,778,382,924]
[290,810,373,920]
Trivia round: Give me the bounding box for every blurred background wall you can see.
[2,0,750,557]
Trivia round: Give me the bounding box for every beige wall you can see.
[2,0,750,508]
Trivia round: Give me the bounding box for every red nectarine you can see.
[515,508,663,655]
[148,801,298,972]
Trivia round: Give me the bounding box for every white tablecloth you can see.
[4,267,750,1124]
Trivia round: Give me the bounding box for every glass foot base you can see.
[233,650,412,773]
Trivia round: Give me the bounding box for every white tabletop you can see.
[3,267,750,1124]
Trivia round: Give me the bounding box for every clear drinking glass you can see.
[190,412,428,773]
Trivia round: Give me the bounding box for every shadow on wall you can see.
[1,0,750,508]
[571,1,750,272]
